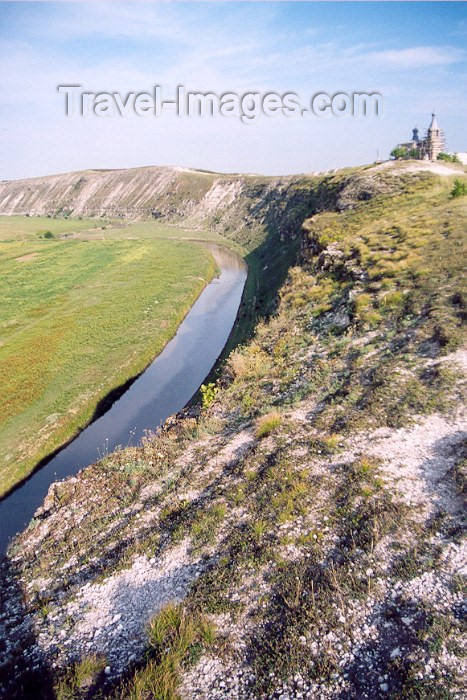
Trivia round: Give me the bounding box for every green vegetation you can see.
[390,146,426,161]
[200,382,218,408]
[437,152,460,163]
[291,171,466,432]
[0,216,217,495]
[0,215,109,241]
[54,655,106,700]
[255,411,282,438]
[78,219,237,249]
[451,178,466,198]
[115,603,216,700]
[51,605,217,700]
[191,502,227,549]
[390,146,411,160]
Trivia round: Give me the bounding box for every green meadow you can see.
[0,215,110,241]
[0,216,219,496]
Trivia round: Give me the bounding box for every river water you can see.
[0,243,247,555]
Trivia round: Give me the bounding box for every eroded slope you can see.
[1,164,466,700]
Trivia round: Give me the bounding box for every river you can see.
[0,243,247,555]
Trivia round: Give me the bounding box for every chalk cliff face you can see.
[0,166,300,230]
[1,160,462,231]
[0,160,466,700]
[0,167,180,217]
[0,166,331,265]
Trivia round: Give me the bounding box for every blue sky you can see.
[0,1,466,179]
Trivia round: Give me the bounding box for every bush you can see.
[437,152,460,163]
[255,411,282,439]
[390,146,409,160]
[43,230,55,239]
[451,179,466,199]
[200,382,218,408]
[229,344,272,380]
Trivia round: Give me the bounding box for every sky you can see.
[0,1,466,179]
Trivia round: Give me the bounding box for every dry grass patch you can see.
[115,603,216,700]
[255,411,282,439]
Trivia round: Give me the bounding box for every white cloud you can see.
[367,46,466,68]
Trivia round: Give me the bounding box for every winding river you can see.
[0,243,247,555]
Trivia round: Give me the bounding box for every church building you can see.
[398,112,446,161]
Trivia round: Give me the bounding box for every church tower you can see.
[425,111,445,161]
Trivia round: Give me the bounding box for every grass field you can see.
[75,220,241,248]
[0,215,112,240]
[0,216,219,496]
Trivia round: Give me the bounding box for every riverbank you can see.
[0,244,247,553]
[0,219,218,497]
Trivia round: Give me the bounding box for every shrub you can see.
[229,344,271,380]
[43,230,55,239]
[255,411,282,439]
[451,179,466,198]
[437,152,460,163]
[390,146,409,160]
[200,382,218,408]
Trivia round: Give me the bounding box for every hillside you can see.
[0,166,305,240]
[0,162,466,700]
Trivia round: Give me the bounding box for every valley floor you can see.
[0,217,217,495]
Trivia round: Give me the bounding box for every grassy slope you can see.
[2,168,466,699]
[0,217,217,495]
